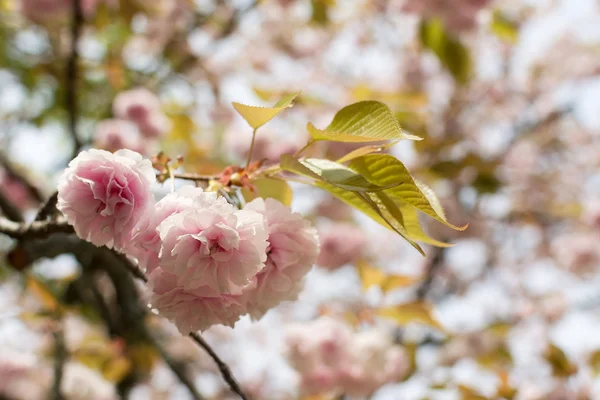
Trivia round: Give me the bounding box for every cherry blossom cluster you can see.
[56,149,319,333]
[285,317,408,397]
[400,0,493,33]
[95,88,171,156]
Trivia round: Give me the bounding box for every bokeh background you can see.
[2,0,600,399]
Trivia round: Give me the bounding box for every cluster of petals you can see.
[285,317,408,397]
[58,149,320,333]
[57,149,155,250]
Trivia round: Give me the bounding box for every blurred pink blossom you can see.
[113,88,171,139]
[316,223,366,269]
[0,168,35,211]
[400,0,492,33]
[243,198,319,318]
[94,119,147,154]
[57,149,155,250]
[286,318,408,396]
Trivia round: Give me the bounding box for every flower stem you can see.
[246,128,258,168]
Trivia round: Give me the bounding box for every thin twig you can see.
[0,190,24,222]
[147,332,205,400]
[246,128,258,168]
[52,319,66,400]
[415,248,445,300]
[293,139,315,158]
[168,172,219,183]
[110,250,148,283]
[66,0,84,159]
[189,332,248,400]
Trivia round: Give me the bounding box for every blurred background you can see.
[2,0,600,399]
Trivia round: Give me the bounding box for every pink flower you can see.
[125,186,210,273]
[286,319,408,396]
[243,198,319,318]
[57,149,155,250]
[316,223,366,269]
[94,119,146,154]
[338,331,408,396]
[156,193,268,293]
[148,267,247,333]
[113,88,171,139]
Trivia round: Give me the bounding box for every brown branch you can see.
[35,191,59,221]
[51,318,66,400]
[415,248,445,301]
[0,217,74,240]
[66,0,84,159]
[189,332,248,400]
[0,153,45,203]
[169,172,219,183]
[147,332,205,400]
[0,190,24,222]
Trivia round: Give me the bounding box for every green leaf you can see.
[232,92,300,130]
[280,155,395,192]
[349,154,467,230]
[307,101,422,143]
[310,180,425,254]
[490,10,519,43]
[377,302,444,331]
[336,142,397,164]
[242,178,293,206]
[419,18,472,84]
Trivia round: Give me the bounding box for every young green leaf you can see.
[232,92,300,130]
[241,178,293,206]
[307,101,422,143]
[336,142,397,164]
[280,155,396,192]
[349,154,467,230]
[419,18,472,84]
[490,10,519,43]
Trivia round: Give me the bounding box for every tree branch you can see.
[0,190,24,222]
[67,0,84,159]
[0,153,45,203]
[189,332,248,400]
[51,319,66,400]
[0,217,74,240]
[35,191,59,221]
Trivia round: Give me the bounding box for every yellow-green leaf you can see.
[377,302,444,331]
[280,155,395,192]
[336,142,397,164]
[25,275,61,313]
[357,259,418,293]
[242,178,293,206]
[307,101,422,143]
[545,343,578,378]
[350,154,467,230]
[419,18,472,84]
[397,200,453,247]
[490,10,519,43]
[232,92,299,130]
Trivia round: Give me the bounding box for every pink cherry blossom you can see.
[156,193,268,293]
[125,186,213,273]
[148,267,247,333]
[316,222,366,269]
[57,149,155,250]
[112,88,171,139]
[286,318,408,396]
[94,119,146,155]
[243,198,319,318]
